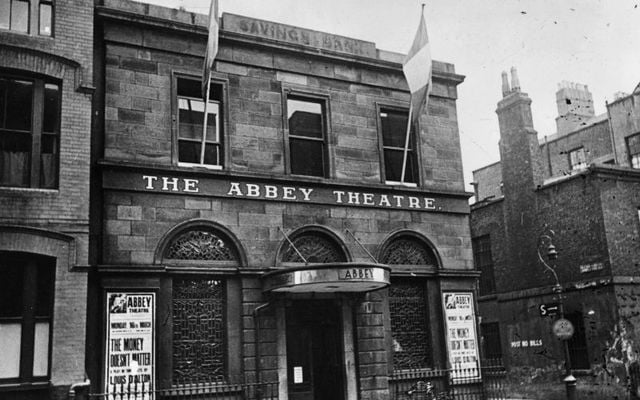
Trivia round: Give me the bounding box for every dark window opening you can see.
[0,73,60,188]
[380,108,418,184]
[472,235,496,295]
[287,97,327,177]
[481,322,502,359]
[626,133,640,169]
[177,78,223,168]
[566,312,590,369]
[0,252,55,382]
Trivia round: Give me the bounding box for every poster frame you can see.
[104,290,156,399]
[441,291,482,383]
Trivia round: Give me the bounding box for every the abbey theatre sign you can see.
[102,171,469,214]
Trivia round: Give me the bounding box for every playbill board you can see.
[105,292,155,399]
[442,292,481,381]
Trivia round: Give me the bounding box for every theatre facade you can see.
[89,1,475,399]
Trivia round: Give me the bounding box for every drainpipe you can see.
[68,379,91,400]
[253,302,271,396]
[605,101,619,165]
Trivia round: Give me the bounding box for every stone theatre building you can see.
[86,1,477,399]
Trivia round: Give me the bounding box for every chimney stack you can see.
[555,81,595,135]
[510,67,520,92]
[501,71,510,97]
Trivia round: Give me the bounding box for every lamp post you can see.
[537,230,577,400]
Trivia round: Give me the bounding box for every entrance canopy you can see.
[262,263,390,293]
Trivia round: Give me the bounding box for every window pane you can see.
[203,143,220,165]
[290,138,324,177]
[39,2,52,36]
[0,0,9,30]
[33,322,50,376]
[288,99,323,139]
[381,110,410,148]
[35,261,55,316]
[6,79,33,131]
[0,323,21,378]
[0,131,32,187]
[0,261,24,317]
[178,140,200,164]
[384,149,416,183]
[11,0,29,33]
[40,134,57,188]
[42,83,59,133]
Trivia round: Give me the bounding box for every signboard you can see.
[101,170,471,215]
[442,292,481,381]
[223,13,378,58]
[553,318,574,340]
[539,302,559,317]
[105,292,155,399]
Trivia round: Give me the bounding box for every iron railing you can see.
[391,359,507,400]
[88,379,279,400]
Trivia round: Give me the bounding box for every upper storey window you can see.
[286,96,328,178]
[379,108,418,186]
[626,133,640,169]
[0,73,60,188]
[0,0,53,36]
[177,78,223,169]
[568,147,587,171]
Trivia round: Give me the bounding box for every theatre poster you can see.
[105,292,155,399]
[442,292,481,381]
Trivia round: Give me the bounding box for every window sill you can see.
[385,181,418,188]
[0,380,50,391]
[0,186,58,194]
[178,162,223,170]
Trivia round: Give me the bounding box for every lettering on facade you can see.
[138,175,446,212]
[224,14,376,58]
[510,339,543,348]
[339,268,374,280]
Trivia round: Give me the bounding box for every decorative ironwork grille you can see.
[381,237,435,265]
[172,279,225,384]
[165,230,238,261]
[389,279,431,369]
[281,234,346,263]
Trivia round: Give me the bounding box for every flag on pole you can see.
[402,9,432,124]
[201,0,219,101]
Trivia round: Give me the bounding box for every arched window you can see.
[380,233,438,370]
[164,229,239,262]
[280,230,347,263]
[380,235,437,266]
[160,224,242,385]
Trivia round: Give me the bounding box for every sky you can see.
[142,0,640,192]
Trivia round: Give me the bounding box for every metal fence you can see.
[390,359,508,400]
[88,379,279,400]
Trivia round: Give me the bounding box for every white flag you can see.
[201,0,219,101]
[402,11,432,123]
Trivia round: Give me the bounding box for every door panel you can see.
[287,301,345,400]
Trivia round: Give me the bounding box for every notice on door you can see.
[442,292,481,382]
[105,292,155,399]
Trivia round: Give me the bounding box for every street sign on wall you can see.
[539,302,559,317]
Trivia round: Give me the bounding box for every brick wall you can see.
[608,92,640,167]
[540,119,612,176]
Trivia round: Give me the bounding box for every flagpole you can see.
[199,76,212,164]
[400,103,413,183]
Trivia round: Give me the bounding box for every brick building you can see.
[0,0,94,398]
[87,1,477,399]
[471,70,640,379]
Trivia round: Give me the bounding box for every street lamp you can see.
[537,229,577,400]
